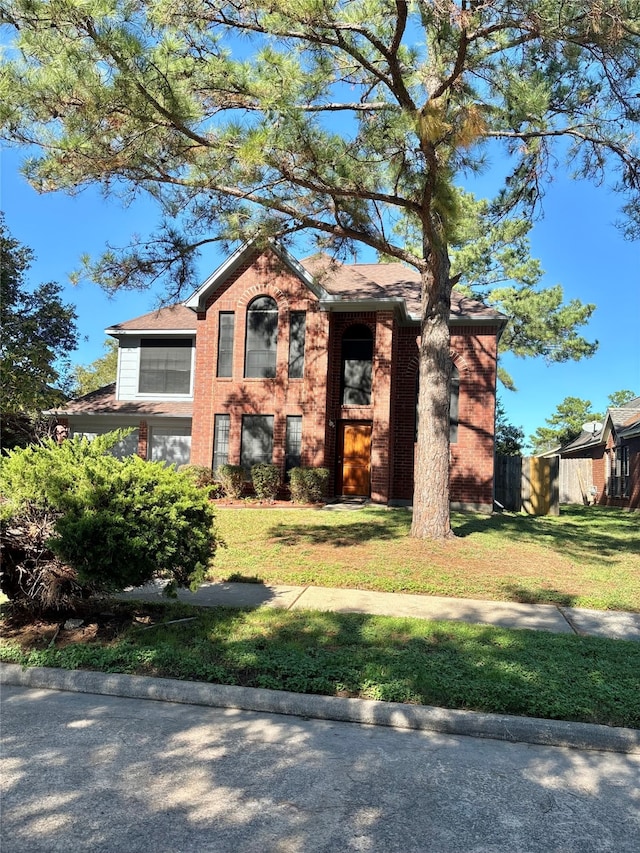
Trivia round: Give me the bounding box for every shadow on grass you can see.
[269,510,411,547]
[4,601,639,729]
[453,505,640,563]
[498,584,578,608]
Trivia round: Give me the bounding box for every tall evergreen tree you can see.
[0,215,78,424]
[1,1,639,537]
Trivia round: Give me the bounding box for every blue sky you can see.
[2,146,638,448]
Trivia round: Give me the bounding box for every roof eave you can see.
[105,328,197,336]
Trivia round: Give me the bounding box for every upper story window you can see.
[245,296,278,378]
[217,312,235,378]
[342,324,373,405]
[288,311,306,379]
[139,338,192,395]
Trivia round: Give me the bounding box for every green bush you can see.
[289,467,329,503]
[179,464,222,498]
[251,463,281,501]
[216,464,245,499]
[0,433,218,612]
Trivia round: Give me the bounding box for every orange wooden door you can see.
[338,422,372,496]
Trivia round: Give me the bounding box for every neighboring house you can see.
[51,241,507,511]
[557,397,640,510]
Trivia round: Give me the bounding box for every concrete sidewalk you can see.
[118,580,640,641]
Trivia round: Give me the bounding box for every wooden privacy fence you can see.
[494,455,560,515]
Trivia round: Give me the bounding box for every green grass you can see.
[2,600,638,728]
[211,505,640,611]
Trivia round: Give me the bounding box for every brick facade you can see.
[188,248,502,510]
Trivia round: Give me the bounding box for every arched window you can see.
[415,363,460,442]
[341,324,373,405]
[245,296,278,378]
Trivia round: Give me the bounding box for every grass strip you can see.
[210,505,640,611]
[2,601,638,729]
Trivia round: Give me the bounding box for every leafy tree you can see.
[72,339,119,397]
[0,215,78,419]
[608,389,637,407]
[495,398,525,456]
[2,2,639,538]
[530,397,601,454]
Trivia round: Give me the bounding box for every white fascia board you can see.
[320,295,409,322]
[105,328,196,336]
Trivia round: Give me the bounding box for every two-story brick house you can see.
[54,241,507,510]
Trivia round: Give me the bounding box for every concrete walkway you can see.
[118,580,640,641]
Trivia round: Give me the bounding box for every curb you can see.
[2,663,639,754]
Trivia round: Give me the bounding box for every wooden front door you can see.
[338,422,372,496]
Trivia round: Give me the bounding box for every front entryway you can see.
[337,421,372,496]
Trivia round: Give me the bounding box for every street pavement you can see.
[2,683,639,853]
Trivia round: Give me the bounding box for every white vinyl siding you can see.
[115,336,196,401]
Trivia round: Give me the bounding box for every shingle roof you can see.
[106,304,196,334]
[302,254,505,322]
[49,384,193,417]
[110,250,506,332]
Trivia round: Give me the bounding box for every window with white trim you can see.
[139,339,192,395]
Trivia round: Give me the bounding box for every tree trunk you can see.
[411,246,453,540]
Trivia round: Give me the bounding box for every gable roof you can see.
[560,396,640,454]
[115,242,506,331]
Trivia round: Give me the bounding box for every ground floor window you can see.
[285,416,302,472]
[149,426,192,467]
[609,445,630,497]
[241,415,274,473]
[73,426,139,459]
[415,364,460,442]
[213,414,231,472]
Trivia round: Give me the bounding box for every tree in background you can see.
[530,396,600,454]
[72,339,119,397]
[608,389,637,408]
[495,398,525,456]
[2,2,639,538]
[530,389,638,453]
[0,215,78,447]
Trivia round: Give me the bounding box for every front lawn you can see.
[211,504,640,611]
[2,601,639,728]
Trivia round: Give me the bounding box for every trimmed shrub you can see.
[0,432,218,613]
[179,464,222,498]
[251,463,281,501]
[289,467,329,503]
[216,464,245,499]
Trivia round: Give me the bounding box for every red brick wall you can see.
[391,325,498,509]
[190,250,329,475]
